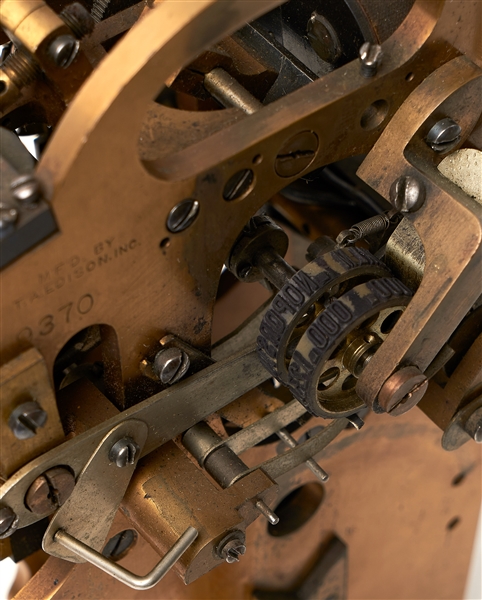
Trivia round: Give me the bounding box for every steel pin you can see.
[277,428,329,482]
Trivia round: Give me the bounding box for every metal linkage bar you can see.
[0,344,269,530]
[230,418,348,485]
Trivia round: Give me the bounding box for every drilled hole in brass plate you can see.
[252,154,263,165]
[159,237,171,249]
[317,367,340,391]
[341,374,357,391]
[380,310,403,334]
[360,99,389,130]
[446,517,461,531]
[451,472,466,486]
[406,72,415,82]
[268,483,324,537]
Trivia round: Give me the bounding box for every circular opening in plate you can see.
[268,483,324,537]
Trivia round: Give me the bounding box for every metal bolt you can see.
[275,131,319,178]
[307,12,342,64]
[166,199,199,233]
[10,174,41,205]
[25,466,75,515]
[426,117,462,153]
[464,406,482,443]
[216,531,246,564]
[48,34,80,68]
[223,169,254,201]
[8,400,48,439]
[0,506,19,539]
[109,437,140,468]
[153,347,190,385]
[378,366,428,416]
[0,203,19,231]
[389,175,426,213]
[359,42,383,77]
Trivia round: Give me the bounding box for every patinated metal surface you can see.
[0,0,481,597]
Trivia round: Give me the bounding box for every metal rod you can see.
[54,526,198,590]
[255,247,297,290]
[277,428,329,482]
[254,499,279,525]
[204,68,262,115]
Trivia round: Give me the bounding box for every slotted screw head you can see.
[426,118,461,153]
[8,400,48,439]
[216,531,247,564]
[153,347,190,384]
[0,506,19,539]
[48,34,79,68]
[378,366,428,415]
[359,42,383,77]
[167,199,199,233]
[389,175,425,213]
[0,203,18,231]
[225,542,246,563]
[109,437,140,468]
[10,174,41,205]
[25,467,75,515]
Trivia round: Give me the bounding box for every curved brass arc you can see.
[38,0,284,200]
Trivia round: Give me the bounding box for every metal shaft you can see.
[277,428,329,482]
[204,68,262,115]
[255,247,297,290]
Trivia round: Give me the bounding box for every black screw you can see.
[426,118,461,153]
[167,199,199,233]
[48,35,80,68]
[389,175,425,213]
[102,529,137,560]
[0,506,19,539]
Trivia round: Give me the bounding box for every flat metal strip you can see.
[1,345,268,529]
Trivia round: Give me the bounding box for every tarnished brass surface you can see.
[124,442,278,584]
[1,0,479,399]
[0,0,481,597]
[0,348,64,479]
[357,56,482,407]
[13,408,482,600]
